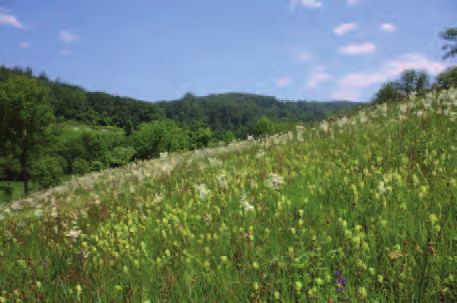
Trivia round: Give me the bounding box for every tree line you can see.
[370,27,457,105]
[0,76,357,197]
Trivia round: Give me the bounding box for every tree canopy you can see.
[0,74,57,194]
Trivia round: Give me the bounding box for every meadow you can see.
[0,89,457,302]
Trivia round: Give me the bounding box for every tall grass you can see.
[0,88,456,302]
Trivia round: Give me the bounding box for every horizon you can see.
[0,0,456,103]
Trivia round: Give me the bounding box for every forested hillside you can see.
[0,66,361,140]
[0,66,362,199]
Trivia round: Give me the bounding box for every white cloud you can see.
[347,0,359,6]
[332,53,450,102]
[60,49,72,56]
[59,30,78,43]
[0,12,24,29]
[308,73,333,88]
[315,66,326,72]
[334,23,358,35]
[19,42,29,48]
[276,76,291,87]
[291,0,323,9]
[380,23,396,32]
[337,53,450,90]
[298,53,313,61]
[339,43,375,55]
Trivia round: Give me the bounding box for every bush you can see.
[89,160,105,172]
[72,157,90,175]
[109,145,136,168]
[29,155,65,189]
[222,131,235,144]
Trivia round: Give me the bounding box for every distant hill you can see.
[0,65,363,140]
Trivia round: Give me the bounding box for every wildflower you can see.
[274,291,280,299]
[254,282,259,290]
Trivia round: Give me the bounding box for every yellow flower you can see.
[274,291,280,299]
[76,284,82,292]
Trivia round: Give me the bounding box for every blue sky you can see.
[0,0,456,103]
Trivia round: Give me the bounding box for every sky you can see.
[0,0,456,103]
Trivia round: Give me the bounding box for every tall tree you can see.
[0,75,56,194]
[440,27,457,60]
[434,66,457,90]
[372,82,404,105]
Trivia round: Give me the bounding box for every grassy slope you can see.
[0,89,456,302]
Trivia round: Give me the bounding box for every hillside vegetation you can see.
[0,66,364,202]
[0,86,456,302]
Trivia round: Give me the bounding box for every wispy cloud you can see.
[291,0,323,9]
[332,53,449,102]
[60,49,73,56]
[336,53,449,90]
[59,30,78,43]
[276,76,291,87]
[0,12,25,29]
[308,73,333,88]
[315,66,326,72]
[380,23,396,32]
[334,23,358,35]
[0,6,10,12]
[298,53,313,61]
[339,43,375,55]
[19,42,29,48]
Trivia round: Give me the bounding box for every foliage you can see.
[129,119,188,160]
[395,69,431,98]
[1,88,457,302]
[71,157,90,175]
[222,131,235,144]
[435,66,457,91]
[255,116,275,139]
[371,69,432,105]
[89,160,105,172]
[109,145,137,168]
[440,27,457,60]
[372,82,405,105]
[28,154,65,190]
[0,74,56,194]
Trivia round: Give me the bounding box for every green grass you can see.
[1,89,457,302]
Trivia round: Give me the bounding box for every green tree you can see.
[396,69,431,98]
[434,66,457,91]
[372,82,405,105]
[440,27,457,60]
[29,154,66,190]
[0,75,56,194]
[72,157,90,175]
[222,131,235,144]
[129,119,187,160]
[79,131,111,169]
[109,145,136,168]
[255,116,275,139]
